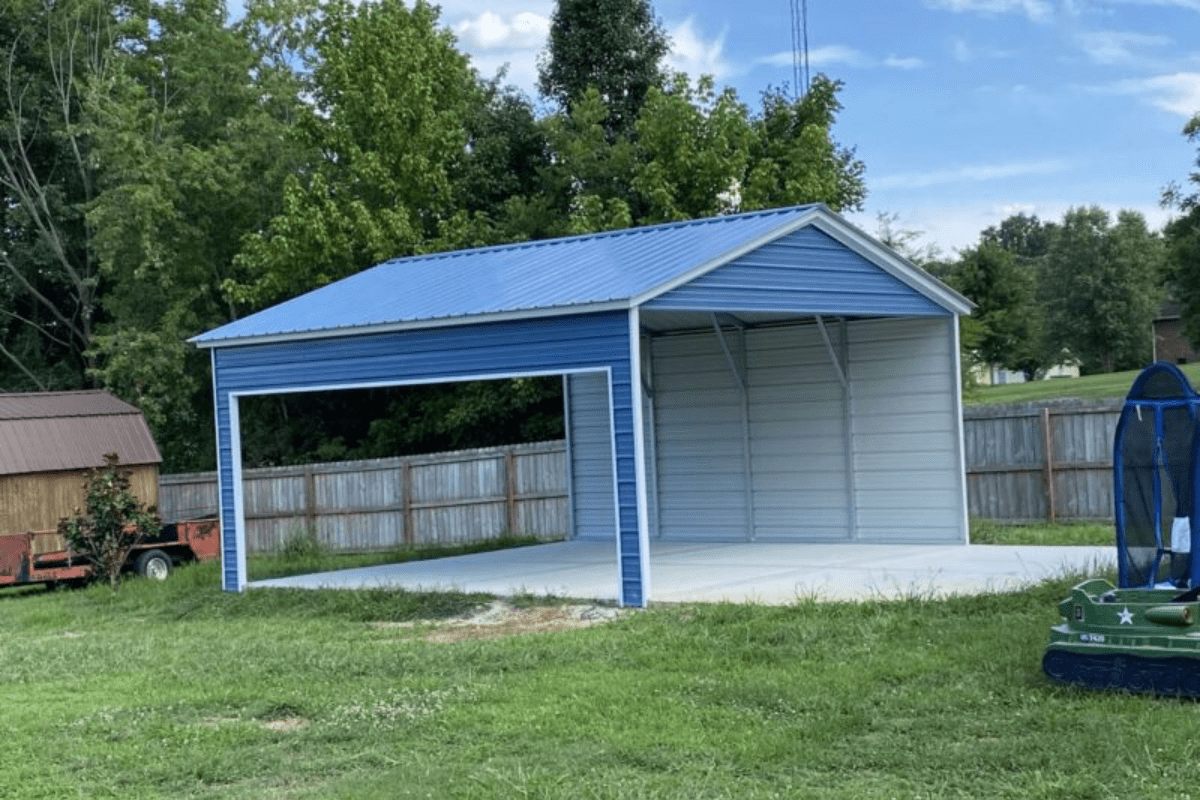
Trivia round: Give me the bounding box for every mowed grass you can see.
[1,546,1193,800]
[965,361,1200,406]
[970,518,1113,546]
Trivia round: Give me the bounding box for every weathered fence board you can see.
[963,400,1122,522]
[159,441,568,554]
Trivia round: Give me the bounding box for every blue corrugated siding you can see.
[212,311,645,605]
[644,227,949,316]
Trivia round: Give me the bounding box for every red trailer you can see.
[0,519,221,588]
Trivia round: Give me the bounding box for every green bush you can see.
[57,453,160,591]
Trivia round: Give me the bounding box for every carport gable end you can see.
[192,204,972,607]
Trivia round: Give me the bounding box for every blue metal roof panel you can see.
[193,206,821,345]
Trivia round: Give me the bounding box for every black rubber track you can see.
[1043,649,1200,697]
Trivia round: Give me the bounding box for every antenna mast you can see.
[789,0,810,99]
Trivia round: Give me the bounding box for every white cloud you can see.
[446,9,551,95]
[760,46,922,70]
[1107,72,1200,116]
[759,46,865,68]
[666,17,732,80]
[924,0,1053,21]
[950,37,1016,62]
[1074,30,1171,65]
[1107,0,1200,11]
[807,44,874,68]
[453,11,549,51]
[872,159,1072,191]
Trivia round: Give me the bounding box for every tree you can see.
[57,453,160,591]
[873,211,941,265]
[944,241,1044,379]
[227,0,478,310]
[740,78,866,214]
[980,212,1057,259]
[80,0,314,471]
[0,0,116,391]
[1042,207,1164,373]
[630,74,751,223]
[537,0,669,141]
[1163,112,1200,347]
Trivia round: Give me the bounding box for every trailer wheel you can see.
[136,549,172,581]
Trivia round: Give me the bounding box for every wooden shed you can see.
[0,391,162,539]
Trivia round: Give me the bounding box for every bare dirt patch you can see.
[372,599,629,643]
[262,717,309,732]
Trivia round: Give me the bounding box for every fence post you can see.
[504,449,518,536]
[304,464,317,533]
[1042,407,1056,521]
[402,458,413,546]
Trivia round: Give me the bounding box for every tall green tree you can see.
[1042,207,1164,373]
[79,0,313,470]
[630,74,752,223]
[537,0,669,141]
[1164,112,1200,347]
[980,212,1058,259]
[944,241,1043,379]
[740,78,866,213]
[227,0,478,310]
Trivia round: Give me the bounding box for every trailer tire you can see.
[136,549,172,581]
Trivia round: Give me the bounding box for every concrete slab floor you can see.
[249,540,1116,605]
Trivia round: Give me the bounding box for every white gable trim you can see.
[807,213,974,316]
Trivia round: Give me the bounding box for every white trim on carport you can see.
[218,364,625,596]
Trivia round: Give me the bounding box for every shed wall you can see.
[566,372,617,541]
[848,317,967,542]
[648,318,966,543]
[0,464,159,538]
[748,323,852,541]
[652,330,749,540]
[652,323,852,541]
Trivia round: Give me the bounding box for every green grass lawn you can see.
[970,518,1113,546]
[965,361,1200,406]
[3,543,1191,800]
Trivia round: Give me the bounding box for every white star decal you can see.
[1119,607,1135,625]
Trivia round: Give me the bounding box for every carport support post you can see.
[622,309,652,607]
[213,382,248,592]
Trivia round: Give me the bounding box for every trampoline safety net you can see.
[1114,362,1200,589]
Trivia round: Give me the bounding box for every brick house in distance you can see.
[1154,302,1200,364]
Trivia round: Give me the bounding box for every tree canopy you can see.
[942,207,1169,380]
[537,0,670,141]
[0,0,871,472]
[1164,113,1200,347]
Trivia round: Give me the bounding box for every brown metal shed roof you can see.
[0,391,162,476]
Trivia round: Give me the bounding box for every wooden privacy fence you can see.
[159,441,568,554]
[161,401,1128,549]
[963,400,1122,522]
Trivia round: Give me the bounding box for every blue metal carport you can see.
[192,205,972,607]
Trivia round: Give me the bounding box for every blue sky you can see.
[436,0,1200,257]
